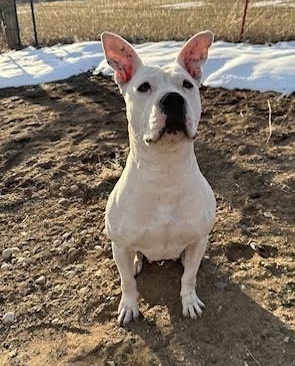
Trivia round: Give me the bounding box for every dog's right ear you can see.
[101,32,142,85]
[176,31,214,82]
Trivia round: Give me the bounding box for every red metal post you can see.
[240,0,250,42]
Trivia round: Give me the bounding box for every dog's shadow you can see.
[70,256,294,366]
[128,257,294,366]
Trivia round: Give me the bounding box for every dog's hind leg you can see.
[180,236,208,319]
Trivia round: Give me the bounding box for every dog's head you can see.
[101,31,213,146]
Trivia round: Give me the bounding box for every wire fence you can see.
[1,0,295,51]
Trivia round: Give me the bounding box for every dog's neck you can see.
[127,131,197,174]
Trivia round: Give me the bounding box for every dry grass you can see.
[1,0,295,50]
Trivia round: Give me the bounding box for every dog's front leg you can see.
[112,242,139,326]
[180,237,207,319]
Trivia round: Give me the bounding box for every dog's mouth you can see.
[144,113,194,144]
[159,114,188,138]
[144,120,196,145]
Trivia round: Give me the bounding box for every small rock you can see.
[10,96,20,102]
[9,349,17,358]
[68,237,75,246]
[35,275,46,286]
[17,257,27,265]
[53,284,64,294]
[2,248,12,262]
[75,264,85,273]
[62,232,72,240]
[79,287,88,295]
[283,336,290,343]
[58,198,67,206]
[237,145,250,155]
[214,281,228,290]
[94,245,103,251]
[67,247,82,262]
[263,211,274,219]
[1,263,11,270]
[70,184,79,192]
[11,247,20,254]
[67,247,76,255]
[53,239,61,247]
[20,241,29,248]
[65,270,75,277]
[3,312,16,325]
[176,355,184,362]
[94,270,102,277]
[51,318,59,325]
[55,209,63,216]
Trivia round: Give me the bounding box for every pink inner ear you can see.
[114,63,133,83]
[103,34,140,84]
[182,41,207,78]
[178,33,212,80]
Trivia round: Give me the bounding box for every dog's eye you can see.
[137,82,151,93]
[183,80,194,89]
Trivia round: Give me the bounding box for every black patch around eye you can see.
[183,80,194,89]
[137,82,151,92]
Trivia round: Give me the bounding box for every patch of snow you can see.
[0,42,103,89]
[251,0,295,7]
[159,1,207,9]
[96,41,295,94]
[1,40,295,94]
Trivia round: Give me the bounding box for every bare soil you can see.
[0,74,294,366]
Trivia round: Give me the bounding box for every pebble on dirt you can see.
[2,248,12,262]
[35,275,46,286]
[2,312,16,325]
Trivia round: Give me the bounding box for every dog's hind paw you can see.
[118,294,139,326]
[181,291,205,319]
[134,252,143,276]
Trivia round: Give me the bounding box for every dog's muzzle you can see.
[159,92,187,136]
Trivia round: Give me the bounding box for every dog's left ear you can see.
[177,31,214,82]
[101,32,142,85]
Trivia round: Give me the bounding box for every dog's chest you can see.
[116,192,200,261]
[135,205,197,261]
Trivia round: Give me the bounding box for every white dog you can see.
[102,31,216,326]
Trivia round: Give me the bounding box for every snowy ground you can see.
[159,0,295,9]
[0,40,294,94]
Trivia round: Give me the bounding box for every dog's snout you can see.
[159,92,185,115]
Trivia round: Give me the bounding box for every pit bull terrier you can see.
[102,31,216,326]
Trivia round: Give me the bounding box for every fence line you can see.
[0,0,294,51]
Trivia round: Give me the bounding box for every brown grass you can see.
[1,0,295,51]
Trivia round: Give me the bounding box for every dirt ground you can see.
[0,74,294,366]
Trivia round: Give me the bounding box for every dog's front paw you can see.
[181,291,205,319]
[118,293,139,326]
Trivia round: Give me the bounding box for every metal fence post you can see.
[29,0,39,47]
[240,0,250,42]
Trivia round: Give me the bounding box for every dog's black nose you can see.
[159,93,187,136]
[159,92,185,115]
